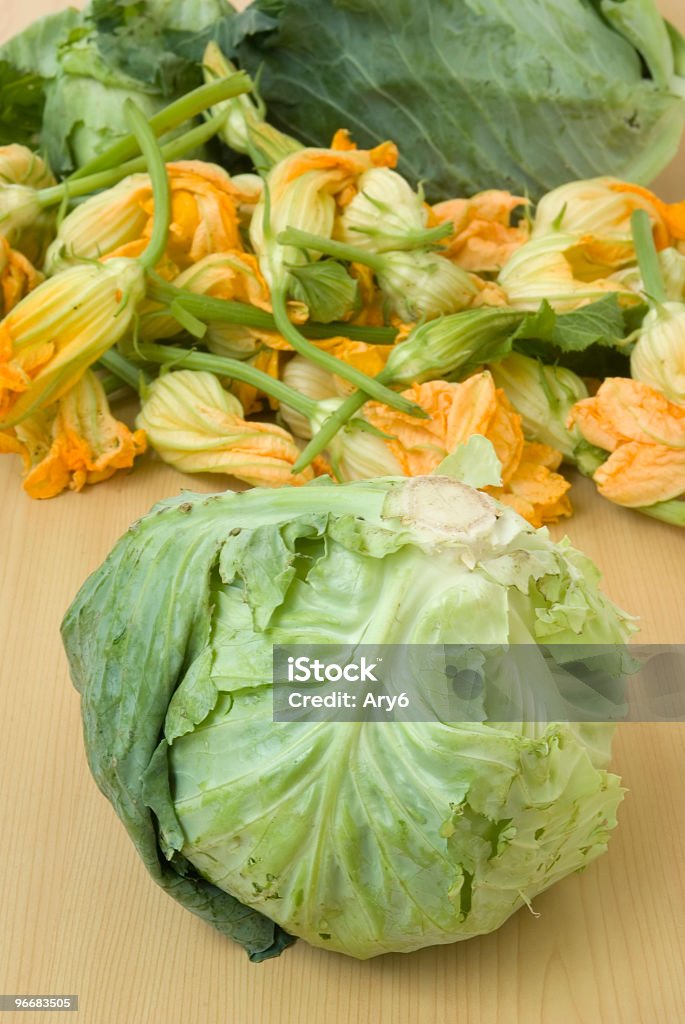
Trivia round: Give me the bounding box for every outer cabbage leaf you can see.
[230,0,685,201]
[63,479,635,960]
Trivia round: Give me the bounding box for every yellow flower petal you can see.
[593,441,685,507]
[137,369,313,488]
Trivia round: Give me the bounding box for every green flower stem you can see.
[278,225,452,269]
[146,275,398,343]
[99,349,147,392]
[136,342,319,419]
[631,209,667,306]
[292,388,369,473]
[99,373,131,397]
[37,112,228,207]
[637,498,685,527]
[68,73,252,181]
[277,228,388,271]
[124,101,171,272]
[271,284,426,417]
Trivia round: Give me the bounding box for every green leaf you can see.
[230,0,685,200]
[435,436,503,489]
[0,60,45,148]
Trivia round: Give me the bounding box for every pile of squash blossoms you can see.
[0,50,684,528]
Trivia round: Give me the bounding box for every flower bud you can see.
[376,249,478,321]
[309,397,403,481]
[334,168,429,253]
[498,232,632,312]
[44,175,151,275]
[280,356,340,438]
[630,303,685,404]
[0,257,146,426]
[384,308,523,385]
[532,177,668,256]
[0,145,55,189]
[0,368,146,499]
[136,368,314,487]
[490,353,588,460]
[250,138,399,283]
[0,184,56,265]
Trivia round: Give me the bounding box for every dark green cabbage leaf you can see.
[230,0,685,201]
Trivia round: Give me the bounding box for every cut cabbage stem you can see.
[36,111,230,208]
[145,274,398,343]
[278,226,452,269]
[68,72,253,181]
[123,100,171,272]
[136,342,319,419]
[631,209,667,306]
[270,283,426,418]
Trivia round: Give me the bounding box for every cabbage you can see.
[230,0,685,201]
[62,475,634,960]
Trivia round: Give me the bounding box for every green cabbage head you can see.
[62,475,634,960]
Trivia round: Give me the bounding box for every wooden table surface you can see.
[1,3,684,1023]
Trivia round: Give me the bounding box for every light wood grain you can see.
[1,3,684,1023]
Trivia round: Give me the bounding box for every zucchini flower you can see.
[277,227,480,321]
[311,397,404,481]
[360,372,572,526]
[568,378,685,518]
[432,190,529,273]
[0,237,43,318]
[532,178,670,263]
[374,249,479,321]
[203,43,302,170]
[0,368,146,499]
[490,353,588,460]
[383,307,524,385]
[0,258,146,426]
[498,232,634,312]
[280,356,341,439]
[0,145,55,189]
[334,168,445,253]
[249,134,399,283]
[136,369,315,487]
[45,162,246,276]
[630,303,685,405]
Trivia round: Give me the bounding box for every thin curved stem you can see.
[136,342,319,419]
[37,112,229,207]
[631,209,667,306]
[271,285,425,417]
[146,274,398,343]
[124,101,171,272]
[99,349,147,392]
[69,73,252,180]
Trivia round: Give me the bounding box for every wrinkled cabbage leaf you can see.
[63,477,634,959]
[230,0,685,201]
